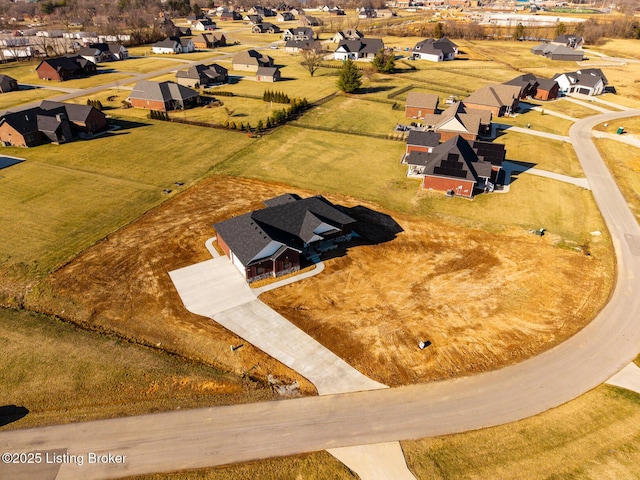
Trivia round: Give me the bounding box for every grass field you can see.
[0,87,66,111]
[498,108,574,135]
[0,308,276,430]
[595,138,640,223]
[214,125,599,243]
[0,119,252,275]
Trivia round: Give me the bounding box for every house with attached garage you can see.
[332,29,363,43]
[256,66,281,82]
[552,68,608,96]
[175,63,228,88]
[36,55,97,81]
[405,92,439,119]
[214,194,357,283]
[283,26,314,41]
[128,80,201,111]
[192,33,227,49]
[252,22,281,34]
[284,39,322,54]
[418,101,492,142]
[403,135,505,197]
[530,42,584,61]
[462,84,522,117]
[504,73,559,101]
[232,49,274,72]
[411,37,458,62]
[0,100,108,147]
[334,38,384,61]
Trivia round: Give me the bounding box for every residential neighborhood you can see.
[1,3,640,480]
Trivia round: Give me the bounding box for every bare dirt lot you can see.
[27,176,614,389]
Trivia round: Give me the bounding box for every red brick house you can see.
[420,102,492,142]
[504,74,559,102]
[0,100,107,147]
[462,84,522,117]
[36,56,97,81]
[404,135,505,197]
[128,80,200,111]
[405,92,439,119]
[214,194,356,283]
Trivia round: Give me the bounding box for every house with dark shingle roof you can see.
[175,63,228,88]
[411,37,458,62]
[0,100,107,147]
[214,194,356,282]
[128,80,200,111]
[504,74,559,101]
[284,39,322,54]
[530,42,584,61]
[0,74,18,93]
[405,92,440,119]
[283,27,314,41]
[333,38,384,61]
[332,29,363,43]
[36,55,97,81]
[256,66,282,82]
[404,135,505,197]
[192,32,227,49]
[252,22,281,34]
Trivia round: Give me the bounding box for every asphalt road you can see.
[2,107,640,479]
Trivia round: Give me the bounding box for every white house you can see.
[152,38,181,54]
[552,69,607,96]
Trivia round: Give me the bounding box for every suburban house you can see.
[411,37,458,62]
[232,49,274,72]
[530,42,584,61]
[552,68,608,96]
[256,66,282,82]
[193,18,216,31]
[175,63,228,88]
[192,33,227,49]
[375,8,396,17]
[128,80,200,111]
[245,14,263,24]
[283,27,314,41]
[248,5,276,17]
[462,84,521,117]
[552,34,584,49]
[285,39,322,54]
[332,29,364,43]
[252,22,281,34]
[78,46,104,64]
[277,12,295,21]
[334,38,384,61]
[220,11,242,20]
[0,100,108,147]
[36,55,97,81]
[504,74,560,101]
[214,194,357,283]
[419,101,492,141]
[152,37,181,54]
[405,92,440,119]
[0,74,18,93]
[403,135,505,197]
[299,15,323,27]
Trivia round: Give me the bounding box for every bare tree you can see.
[300,49,323,77]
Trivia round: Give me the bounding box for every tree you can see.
[433,22,444,39]
[192,3,201,16]
[371,48,395,73]
[300,49,323,77]
[514,23,525,40]
[555,22,566,37]
[336,59,362,93]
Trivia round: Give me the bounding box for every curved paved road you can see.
[2,110,640,480]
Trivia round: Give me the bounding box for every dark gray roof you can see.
[413,37,457,55]
[39,100,97,123]
[407,135,501,182]
[337,38,383,54]
[214,195,355,266]
[406,130,440,147]
[154,38,179,49]
[129,80,199,103]
[256,66,280,76]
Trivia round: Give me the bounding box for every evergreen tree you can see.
[336,59,362,93]
[371,48,395,74]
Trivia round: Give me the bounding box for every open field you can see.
[544,97,606,118]
[0,119,252,277]
[498,107,574,135]
[0,308,276,430]
[588,37,640,60]
[595,137,640,223]
[0,87,66,111]
[293,94,406,136]
[495,132,584,177]
[23,172,612,392]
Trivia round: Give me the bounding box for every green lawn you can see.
[0,308,275,430]
[495,131,583,177]
[0,120,252,274]
[214,125,605,246]
[293,95,406,136]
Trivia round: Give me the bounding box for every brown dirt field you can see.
[26,175,613,390]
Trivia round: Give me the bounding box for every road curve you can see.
[2,109,640,480]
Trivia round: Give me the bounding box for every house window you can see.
[283,256,291,270]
